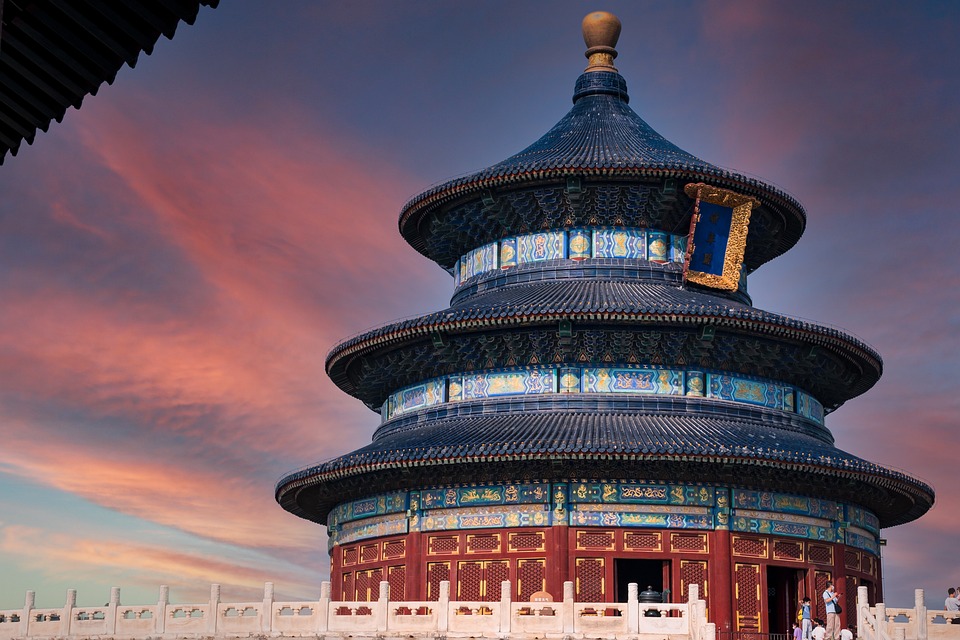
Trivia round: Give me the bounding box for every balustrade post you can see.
[858,586,868,639]
[317,581,330,634]
[877,603,887,640]
[208,584,220,634]
[20,590,34,638]
[60,589,75,637]
[261,582,274,634]
[106,587,120,635]
[562,580,575,634]
[156,585,168,635]
[438,581,450,634]
[628,582,639,633]
[377,581,389,632]
[688,584,700,640]
[500,580,511,634]
[915,588,927,640]
[705,621,717,640]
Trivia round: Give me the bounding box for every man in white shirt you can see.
[839,626,854,640]
[946,588,960,624]
[812,620,827,640]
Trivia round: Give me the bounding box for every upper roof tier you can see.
[399,12,806,273]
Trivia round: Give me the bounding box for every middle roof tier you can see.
[326,277,881,413]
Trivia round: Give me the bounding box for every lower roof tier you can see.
[276,402,932,529]
[326,279,882,412]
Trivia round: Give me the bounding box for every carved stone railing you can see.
[857,586,960,640]
[0,580,713,639]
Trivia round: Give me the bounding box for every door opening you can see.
[767,566,804,635]
[615,559,669,603]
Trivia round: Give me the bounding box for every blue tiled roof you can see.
[399,71,805,245]
[326,279,883,407]
[276,408,933,528]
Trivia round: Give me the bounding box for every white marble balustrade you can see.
[0,580,712,640]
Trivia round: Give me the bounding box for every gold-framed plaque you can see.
[682,183,759,291]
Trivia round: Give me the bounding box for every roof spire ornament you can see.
[582,11,621,72]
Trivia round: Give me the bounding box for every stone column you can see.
[262,582,274,634]
[563,580,575,634]
[437,581,450,633]
[20,590,34,638]
[377,581,389,632]
[317,581,331,634]
[627,582,639,633]
[60,589,75,637]
[877,603,887,640]
[500,580,512,634]
[156,585,169,634]
[106,587,120,635]
[208,583,220,634]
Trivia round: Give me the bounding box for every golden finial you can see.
[582,11,621,72]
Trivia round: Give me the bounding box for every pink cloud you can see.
[0,525,318,602]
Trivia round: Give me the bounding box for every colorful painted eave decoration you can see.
[683,183,759,291]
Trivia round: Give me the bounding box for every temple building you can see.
[275,12,933,634]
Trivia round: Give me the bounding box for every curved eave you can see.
[325,308,882,405]
[398,166,805,272]
[0,0,220,163]
[276,451,932,529]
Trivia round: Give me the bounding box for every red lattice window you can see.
[458,561,484,601]
[624,531,661,551]
[845,549,860,571]
[355,570,371,601]
[370,568,383,599]
[732,536,767,558]
[809,544,833,566]
[575,558,605,602]
[383,539,406,559]
[486,561,510,601]
[845,578,858,631]
[388,565,406,601]
[773,540,803,561]
[509,532,545,551]
[427,562,450,601]
[518,559,546,601]
[343,546,358,566]
[576,530,615,550]
[814,570,832,620]
[734,563,761,631]
[680,560,708,601]
[467,534,501,553]
[671,533,708,553]
[360,544,379,564]
[341,572,354,601]
[428,535,460,555]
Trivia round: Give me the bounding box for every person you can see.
[824,581,841,640]
[946,588,960,611]
[793,622,802,640]
[812,619,827,640]
[840,625,854,640]
[799,596,813,640]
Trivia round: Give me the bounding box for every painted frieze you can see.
[593,228,646,259]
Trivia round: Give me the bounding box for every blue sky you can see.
[0,0,957,610]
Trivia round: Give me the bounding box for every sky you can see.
[0,0,958,611]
